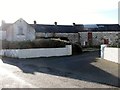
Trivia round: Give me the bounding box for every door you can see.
[88,32,92,46]
[104,39,109,44]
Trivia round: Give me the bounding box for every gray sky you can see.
[0,0,119,25]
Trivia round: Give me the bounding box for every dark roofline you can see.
[30,23,120,33]
[30,24,84,26]
[79,30,120,32]
[30,24,84,33]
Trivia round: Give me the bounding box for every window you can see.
[45,33,48,38]
[17,26,24,35]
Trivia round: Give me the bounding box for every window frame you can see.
[17,26,24,35]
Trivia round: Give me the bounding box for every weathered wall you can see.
[79,32,120,46]
[79,32,88,46]
[36,33,79,43]
[6,19,35,41]
[0,31,6,40]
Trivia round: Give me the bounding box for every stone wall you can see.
[79,32,120,46]
[36,33,79,43]
[79,32,88,46]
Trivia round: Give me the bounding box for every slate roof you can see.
[84,24,98,28]
[82,24,120,32]
[31,24,120,33]
[2,21,119,33]
[30,24,84,33]
[96,24,120,31]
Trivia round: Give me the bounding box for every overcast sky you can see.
[0,0,119,25]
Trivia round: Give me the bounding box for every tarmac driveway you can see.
[1,50,120,88]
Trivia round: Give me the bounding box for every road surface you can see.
[0,51,119,88]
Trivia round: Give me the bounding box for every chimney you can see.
[73,23,76,26]
[1,20,5,25]
[54,22,57,26]
[1,20,6,30]
[34,20,37,25]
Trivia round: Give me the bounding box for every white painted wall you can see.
[6,19,35,41]
[0,31,6,40]
[1,45,72,58]
[100,44,107,59]
[0,50,5,56]
[102,47,120,64]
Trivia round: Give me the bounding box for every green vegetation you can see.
[1,39,71,49]
[1,39,83,54]
[108,44,120,48]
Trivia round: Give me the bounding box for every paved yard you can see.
[0,50,119,88]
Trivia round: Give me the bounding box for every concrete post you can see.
[101,44,107,59]
[66,45,72,55]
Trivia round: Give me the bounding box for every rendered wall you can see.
[103,47,120,64]
[6,19,35,41]
[0,31,6,40]
[1,45,72,58]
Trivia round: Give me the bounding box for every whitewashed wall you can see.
[102,47,120,64]
[6,19,35,41]
[1,45,72,58]
[0,50,5,56]
[0,31,6,40]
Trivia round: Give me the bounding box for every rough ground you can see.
[0,50,119,88]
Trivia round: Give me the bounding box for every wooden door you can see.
[104,39,109,44]
[88,32,92,46]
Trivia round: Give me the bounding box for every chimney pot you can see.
[54,22,57,26]
[73,23,76,26]
[34,20,36,24]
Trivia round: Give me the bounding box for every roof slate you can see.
[30,24,83,33]
[30,24,120,33]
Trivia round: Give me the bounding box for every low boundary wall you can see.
[0,45,72,58]
[101,45,120,64]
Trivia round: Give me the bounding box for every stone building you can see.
[79,32,120,46]
[32,21,83,43]
[79,24,120,46]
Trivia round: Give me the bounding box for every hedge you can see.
[1,39,70,49]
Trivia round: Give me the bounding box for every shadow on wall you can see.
[2,51,120,87]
